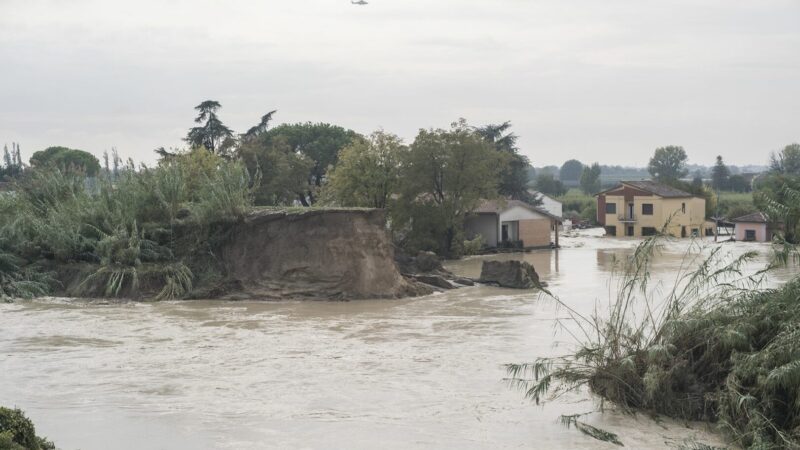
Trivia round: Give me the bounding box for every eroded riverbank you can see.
[1,231,793,449]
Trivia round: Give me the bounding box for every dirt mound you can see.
[218,209,420,300]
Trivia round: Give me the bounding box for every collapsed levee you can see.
[214,208,420,300]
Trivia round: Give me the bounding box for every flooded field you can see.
[1,230,793,449]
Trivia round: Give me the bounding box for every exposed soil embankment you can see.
[218,208,420,300]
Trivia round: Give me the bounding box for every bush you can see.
[508,234,800,448]
[462,235,484,256]
[0,407,54,450]
[0,150,258,300]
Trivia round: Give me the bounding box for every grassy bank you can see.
[508,235,799,449]
[0,149,256,301]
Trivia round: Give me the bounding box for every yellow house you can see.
[596,181,707,238]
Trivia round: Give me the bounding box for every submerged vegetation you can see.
[507,231,800,448]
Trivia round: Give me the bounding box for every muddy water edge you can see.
[1,231,793,449]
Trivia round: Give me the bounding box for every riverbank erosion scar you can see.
[218,208,419,300]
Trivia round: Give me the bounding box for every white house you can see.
[529,190,563,218]
[464,199,562,249]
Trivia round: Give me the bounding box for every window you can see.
[691,228,699,237]
[744,230,756,241]
[605,226,617,236]
[681,203,686,214]
[642,227,657,236]
[642,204,653,215]
[605,203,616,214]
[626,226,634,236]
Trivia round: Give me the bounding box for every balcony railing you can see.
[618,214,637,223]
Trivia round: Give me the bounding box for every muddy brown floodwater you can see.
[1,230,794,449]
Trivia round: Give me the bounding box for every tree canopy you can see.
[711,155,730,190]
[579,162,602,194]
[185,100,234,154]
[321,130,405,209]
[393,120,504,256]
[648,146,688,182]
[474,122,535,204]
[559,159,584,183]
[257,123,361,205]
[534,172,566,197]
[29,146,100,176]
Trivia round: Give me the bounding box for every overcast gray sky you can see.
[1,0,798,167]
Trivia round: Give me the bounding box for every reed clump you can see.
[0,149,257,300]
[508,233,800,449]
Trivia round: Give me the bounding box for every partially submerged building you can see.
[464,199,562,249]
[731,212,774,242]
[596,180,708,238]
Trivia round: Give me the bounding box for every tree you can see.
[535,172,566,197]
[648,146,688,182]
[691,170,704,191]
[237,134,313,206]
[474,122,533,202]
[711,155,730,190]
[260,123,360,206]
[728,174,751,193]
[769,143,800,175]
[394,120,504,256]
[244,110,277,139]
[185,100,234,154]
[579,162,601,194]
[3,145,11,170]
[29,146,100,176]
[559,159,584,184]
[322,130,405,209]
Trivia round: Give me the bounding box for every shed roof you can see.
[731,212,769,223]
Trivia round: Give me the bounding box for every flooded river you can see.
[1,231,793,449]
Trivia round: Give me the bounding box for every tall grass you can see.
[0,149,257,300]
[507,231,799,448]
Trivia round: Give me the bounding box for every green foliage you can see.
[29,146,101,176]
[0,251,52,302]
[557,189,596,224]
[579,162,601,195]
[0,143,24,180]
[716,191,757,220]
[559,159,584,183]
[462,235,485,256]
[0,149,257,300]
[321,130,405,209]
[474,122,534,202]
[648,146,688,182]
[507,230,800,449]
[0,407,55,450]
[257,122,361,205]
[769,143,800,175]
[711,155,730,191]
[756,177,800,243]
[238,134,314,206]
[393,119,504,257]
[535,172,566,196]
[185,100,234,155]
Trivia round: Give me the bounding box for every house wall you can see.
[538,195,562,218]
[659,197,706,237]
[602,195,706,238]
[735,223,768,242]
[464,214,498,247]
[519,219,552,247]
